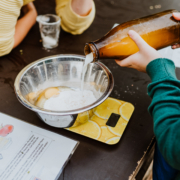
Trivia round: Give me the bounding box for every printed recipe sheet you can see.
[0,113,78,180]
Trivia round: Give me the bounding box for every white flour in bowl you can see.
[44,89,96,111]
[36,53,95,111]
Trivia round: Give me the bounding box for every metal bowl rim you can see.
[14,54,114,115]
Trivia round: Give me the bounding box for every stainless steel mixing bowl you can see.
[14,54,114,128]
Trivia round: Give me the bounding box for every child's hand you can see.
[171,12,180,49]
[71,0,93,16]
[115,30,161,73]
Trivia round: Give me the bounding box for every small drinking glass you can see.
[38,14,61,49]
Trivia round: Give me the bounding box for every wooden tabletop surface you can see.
[0,0,180,179]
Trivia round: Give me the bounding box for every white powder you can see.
[81,53,93,91]
[43,53,94,111]
[84,52,93,68]
[44,89,96,111]
[42,36,57,48]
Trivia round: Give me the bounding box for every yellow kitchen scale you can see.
[66,97,134,145]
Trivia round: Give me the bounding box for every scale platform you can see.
[66,97,134,145]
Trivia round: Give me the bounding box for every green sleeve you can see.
[147,58,180,170]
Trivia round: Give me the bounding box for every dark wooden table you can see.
[1,0,180,179]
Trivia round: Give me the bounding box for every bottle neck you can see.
[84,42,99,62]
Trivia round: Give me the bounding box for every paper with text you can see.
[0,113,78,180]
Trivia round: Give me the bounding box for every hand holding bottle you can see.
[115,30,161,73]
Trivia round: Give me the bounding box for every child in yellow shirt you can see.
[56,0,95,35]
[0,1,37,57]
[0,0,94,56]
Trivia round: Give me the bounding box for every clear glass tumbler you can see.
[38,14,61,49]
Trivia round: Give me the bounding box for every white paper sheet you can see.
[0,113,78,180]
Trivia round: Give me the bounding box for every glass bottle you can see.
[84,10,180,61]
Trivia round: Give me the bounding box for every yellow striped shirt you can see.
[56,0,95,35]
[0,0,33,56]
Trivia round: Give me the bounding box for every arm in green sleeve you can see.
[147,58,180,170]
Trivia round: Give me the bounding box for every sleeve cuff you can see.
[67,0,95,19]
[146,58,177,82]
[56,0,95,35]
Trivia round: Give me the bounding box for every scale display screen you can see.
[106,113,120,127]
